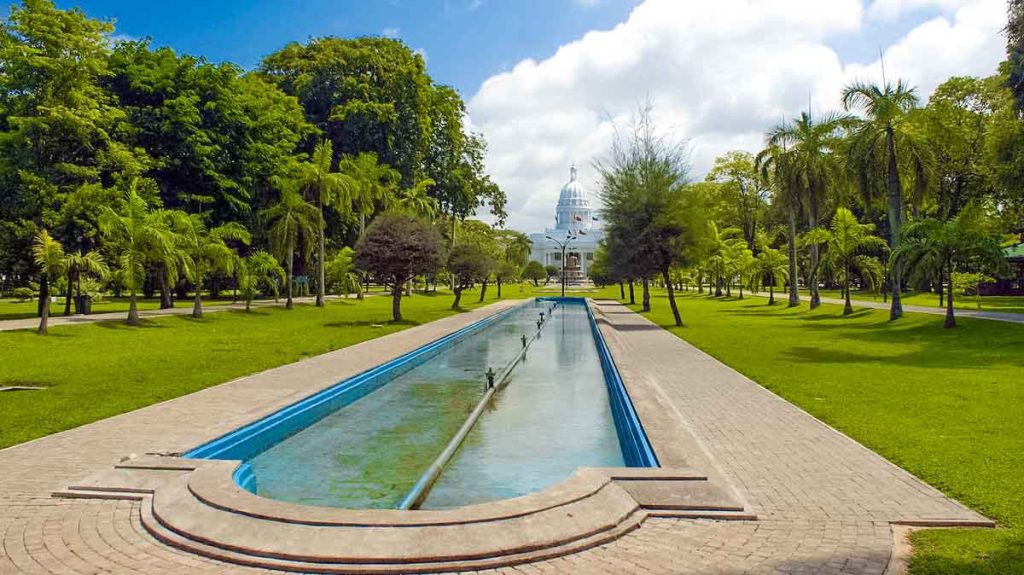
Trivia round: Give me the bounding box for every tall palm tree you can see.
[263,187,319,310]
[756,141,800,307]
[99,181,177,326]
[170,212,251,318]
[892,203,1004,328]
[765,111,851,309]
[706,222,742,297]
[297,140,357,307]
[755,246,789,305]
[842,79,931,320]
[808,208,888,316]
[32,230,65,335]
[237,250,286,312]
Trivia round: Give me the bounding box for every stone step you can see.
[146,474,642,565]
[140,495,646,574]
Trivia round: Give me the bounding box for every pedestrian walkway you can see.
[0,294,363,332]
[0,300,989,574]
[751,291,1024,324]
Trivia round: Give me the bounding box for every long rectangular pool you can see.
[185,298,656,509]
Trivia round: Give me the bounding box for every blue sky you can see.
[50,0,638,97]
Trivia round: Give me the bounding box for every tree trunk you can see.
[662,269,681,326]
[619,282,625,299]
[843,266,853,316]
[37,275,48,317]
[715,267,723,297]
[886,124,904,320]
[127,292,140,326]
[316,201,325,308]
[192,289,203,319]
[160,266,173,309]
[63,267,74,316]
[628,280,636,304]
[37,286,50,335]
[937,281,944,308]
[768,284,775,305]
[944,260,956,328]
[392,276,404,322]
[452,287,463,310]
[642,278,651,312]
[286,241,294,310]
[497,279,502,299]
[787,204,800,307]
[738,283,744,299]
[808,209,821,309]
[245,299,252,312]
[479,280,487,303]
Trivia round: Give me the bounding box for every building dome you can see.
[554,165,594,229]
[558,166,590,208]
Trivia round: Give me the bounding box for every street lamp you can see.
[545,233,576,298]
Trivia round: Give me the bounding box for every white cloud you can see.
[867,0,976,20]
[467,0,1006,232]
[382,27,401,38]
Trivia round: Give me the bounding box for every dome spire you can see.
[570,163,577,182]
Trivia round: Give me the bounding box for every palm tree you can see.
[706,222,742,297]
[394,178,439,219]
[297,140,357,307]
[237,250,286,312]
[32,230,65,334]
[765,111,851,309]
[756,141,800,307]
[99,181,177,326]
[755,246,789,305]
[892,204,1004,328]
[339,152,399,237]
[171,212,251,318]
[263,187,319,310]
[63,249,108,315]
[809,207,888,315]
[325,246,361,298]
[842,79,932,320]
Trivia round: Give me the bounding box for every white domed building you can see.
[528,165,604,284]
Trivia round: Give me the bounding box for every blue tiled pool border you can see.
[186,297,659,491]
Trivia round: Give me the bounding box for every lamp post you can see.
[545,233,576,298]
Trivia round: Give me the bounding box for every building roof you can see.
[1003,243,1024,260]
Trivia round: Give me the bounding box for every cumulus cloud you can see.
[467,0,1005,232]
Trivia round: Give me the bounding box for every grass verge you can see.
[610,288,1023,575]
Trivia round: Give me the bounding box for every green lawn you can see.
[616,289,1023,575]
[0,286,533,449]
[815,288,1024,315]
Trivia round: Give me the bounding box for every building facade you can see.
[528,166,604,283]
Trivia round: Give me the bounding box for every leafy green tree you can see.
[951,271,995,310]
[447,243,492,309]
[339,152,399,237]
[296,139,356,307]
[1006,0,1024,110]
[393,178,439,219]
[597,105,707,326]
[237,250,285,312]
[31,230,64,334]
[170,213,251,318]
[705,151,770,251]
[63,249,108,315]
[99,181,177,326]
[494,261,519,299]
[325,247,361,298]
[756,141,802,307]
[806,208,888,316]
[263,188,319,310]
[354,214,445,321]
[544,264,559,285]
[892,204,1005,328]
[523,261,546,287]
[843,79,931,320]
[765,111,850,309]
[755,247,789,305]
[459,220,500,302]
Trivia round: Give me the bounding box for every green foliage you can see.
[11,286,35,301]
[446,243,492,308]
[262,186,320,309]
[522,260,547,287]
[237,250,286,311]
[325,247,361,297]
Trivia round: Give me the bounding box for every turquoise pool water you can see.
[187,298,653,510]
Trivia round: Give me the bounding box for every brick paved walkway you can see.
[0,300,988,574]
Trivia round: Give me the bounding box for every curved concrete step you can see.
[140,496,645,574]
[144,475,642,567]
